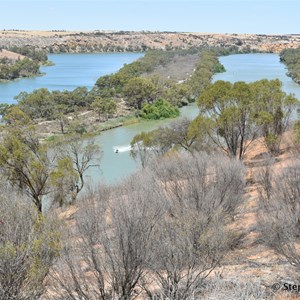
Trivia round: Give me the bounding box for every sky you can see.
[0,0,299,34]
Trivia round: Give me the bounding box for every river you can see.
[213,53,300,100]
[0,53,143,104]
[88,103,199,185]
[1,52,300,185]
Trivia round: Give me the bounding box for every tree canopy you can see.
[280,47,300,84]
[0,108,102,212]
[140,98,179,120]
[198,79,299,158]
[91,97,117,121]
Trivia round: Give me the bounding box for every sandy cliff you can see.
[0,30,299,53]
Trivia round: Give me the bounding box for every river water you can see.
[89,104,199,185]
[213,53,300,100]
[1,52,300,185]
[0,53,143,104]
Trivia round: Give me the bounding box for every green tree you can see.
[0,103,11,117]
[92,75,117,98]
[50,156,78,207]
[130,117,209,167]
[71,87,90,107]
[186,50,225,99]
[164,82,193,106]
[2,105,31,125]
[251,79,299,154]
[53,104,69,134]
[0,108,102,211]
[0,56,40,80]
[0,64,10,80]
[54,135,102,202]
[280,47,300,84]
[123,77,156,109]
[91,97,117,121]
[16,58,40,76]
[16,88,55,120]
[130,129,173,168]
[0,108,52,212]
[198,80,258,159]
[169,116,209,152]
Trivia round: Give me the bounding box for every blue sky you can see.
[0,0,299,34]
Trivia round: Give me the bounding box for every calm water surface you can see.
[88,104,199,185]
[0,53,143,104]
[213,53,300,100]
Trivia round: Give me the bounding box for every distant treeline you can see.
[280,47,300,84]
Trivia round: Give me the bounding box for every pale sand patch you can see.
[0,49,26,60]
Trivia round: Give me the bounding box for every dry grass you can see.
[145,53,200,82]
[0,49,26,60]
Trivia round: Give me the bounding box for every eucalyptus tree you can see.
[0,107,52,212]
[52,135,102,204]
[130,117,210,168]
[130,129,173,168]
[91,96,117,121]
[198,79,298,158]
[123,77,156,109]
[16,88,55,120]
[198,80,258,159]
[0,107,102,211]
[250,79,298,154]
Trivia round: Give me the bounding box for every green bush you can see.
[140,99,179,120]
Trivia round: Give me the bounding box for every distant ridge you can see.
[0,30,299,53]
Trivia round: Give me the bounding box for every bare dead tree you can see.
[258,161,300,269]
[49,153,245,300]
[149,152,245,219]
[144,153,245,299]
[0,180,60,300]
[50,175,165,300]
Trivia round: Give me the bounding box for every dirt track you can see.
[146,53,200,82]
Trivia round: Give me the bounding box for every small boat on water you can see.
[113,145,131,153]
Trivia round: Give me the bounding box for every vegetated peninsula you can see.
[0,30,299,53]
[0,46,50,81]
[0,47,225,139]
[280,47,300,84]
